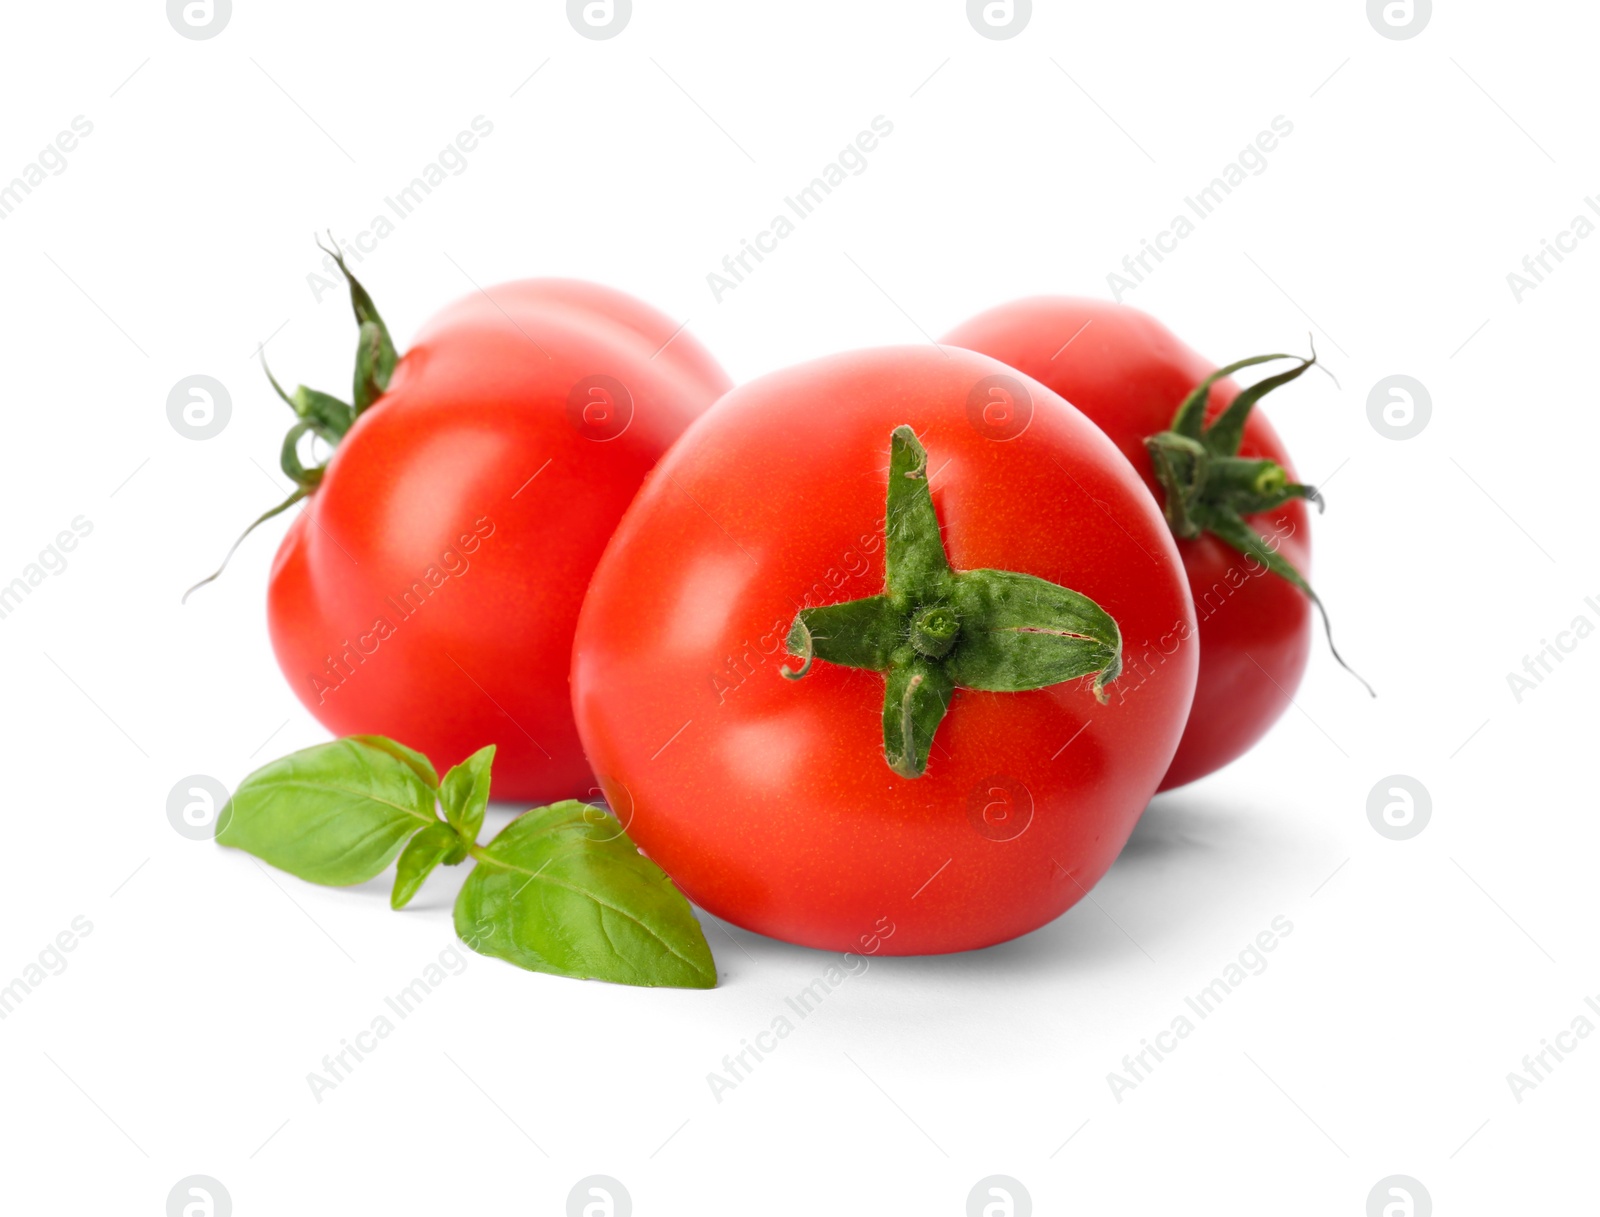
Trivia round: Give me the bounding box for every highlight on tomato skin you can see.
[570,344,1199,956]
[942,297,1356,791]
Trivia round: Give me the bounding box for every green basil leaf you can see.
[391,822,463,910]
[218,737,440,885]
[454,801,716,989]
[439,744,495,846]
[349,734,440,789]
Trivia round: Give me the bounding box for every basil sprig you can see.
[217,736,716,989]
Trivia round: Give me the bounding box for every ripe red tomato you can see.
[942,298,1348,789]
[257,272,730,802]
[571,346,1197,954]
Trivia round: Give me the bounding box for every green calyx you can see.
[783,425,1124,779]
[182,235,398,603]
[1144,347,1374,697]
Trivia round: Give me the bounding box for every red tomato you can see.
[571,346,1197,955]
[942,298,1332,789]
[263,277,731,802]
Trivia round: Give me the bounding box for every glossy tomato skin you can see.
[268,280,731,803]
[940,298,1314,791]
[571,346,1197,955]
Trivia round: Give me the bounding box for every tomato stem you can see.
[180,486,309,604]
[183,237,400,602]
[909,605,961,659]
[1144,345,1374,697]
[784,426,1124,778]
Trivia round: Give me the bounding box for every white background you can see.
[1,1,1594,1213]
